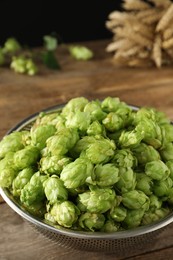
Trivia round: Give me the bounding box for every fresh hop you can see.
[0,96,173,232]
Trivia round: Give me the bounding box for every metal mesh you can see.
[32,223,163,254]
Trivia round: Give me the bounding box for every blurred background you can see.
[0,0,122,47]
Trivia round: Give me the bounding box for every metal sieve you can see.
[1,104,173,255]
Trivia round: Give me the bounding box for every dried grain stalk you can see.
[106,0,173,68]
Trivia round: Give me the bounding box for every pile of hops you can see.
[106,0,173,68]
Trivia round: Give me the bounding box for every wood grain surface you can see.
[0,39,173,260]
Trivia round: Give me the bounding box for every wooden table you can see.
[0,39,173,260]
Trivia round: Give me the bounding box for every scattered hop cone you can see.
[11,56,38,75]
[3,38,21,54]
[69,45,93,60]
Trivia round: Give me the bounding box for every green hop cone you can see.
[60,158,93,189]
[21,131,31,146]
[65,111,91,133]
[44,212,57,225]
[115,105,133,122]
[102,112,124,132]
[0,167,17,188]
[160,143,173,161]
[132,143,160,165]
[136,173,153,196]
[39,155,71,175]
[0,152,17,187]
[78,188,116,213]
[79,212,105,231]
[167,189,173,205]
[69,45,93,60]
[101,220,120,232]
[11,56,26,74]
[12,167,34,197]
[153,177,173,197]
[61,97,89,116]
[112,149,137,168]
[160,124,173,148]
[84,100,106,122]
[11,56,38,76]
[14,145,40,170]
[0,131,25,159]
[23,201,46,218]
[87,121,105,136]
[3,38,21,53]
[25,59,38,76]
[0,152,15,171]
[46,127,79,156]
[119,129,143,148]
[31,124,56,150]
[43,175,68,204]
[142,208,170,225]
[123,208,145,228]
[145,160,170,181]
[122,190,150,210]
[33,112,63,127]
[107,129,124,144]
[149,194,162,210]
[70,136,96,158]
[115,167,136,193]
[93,163,119,187]
[20,171,47,206]
[110,205,127,222]
[85,137,116,164]
[135,118,161,148]
[134,107,157,123]
[166,160,173,180]
[101,97,121,113]
[50,201,80,228]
